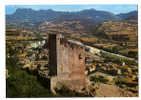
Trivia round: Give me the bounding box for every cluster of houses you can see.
[16,40,49,72]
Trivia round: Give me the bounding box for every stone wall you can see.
[49,34,86,92]
[48,34,57,76]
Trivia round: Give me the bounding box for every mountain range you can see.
[6,8,138,25]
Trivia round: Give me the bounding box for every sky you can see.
[6,4,137,15]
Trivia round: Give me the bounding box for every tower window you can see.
[79,54,83,59]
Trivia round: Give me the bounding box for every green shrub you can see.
[55,85,91,97]
[6,58,54,97]
[90,76,108,83]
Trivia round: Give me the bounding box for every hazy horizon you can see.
[6,4,137,15]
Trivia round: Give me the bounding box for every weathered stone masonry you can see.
[48,34,86,91]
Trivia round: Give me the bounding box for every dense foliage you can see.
[6,57,54,97]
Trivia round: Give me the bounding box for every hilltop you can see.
[6,8,137,26]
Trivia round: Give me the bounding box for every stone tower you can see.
[48,33,86,92]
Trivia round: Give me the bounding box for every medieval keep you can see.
[48,33,86,92]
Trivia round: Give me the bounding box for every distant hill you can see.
[117,11,138,21]
[6,8,138,37]
[94,19,138,42]
[7,8,138,25]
